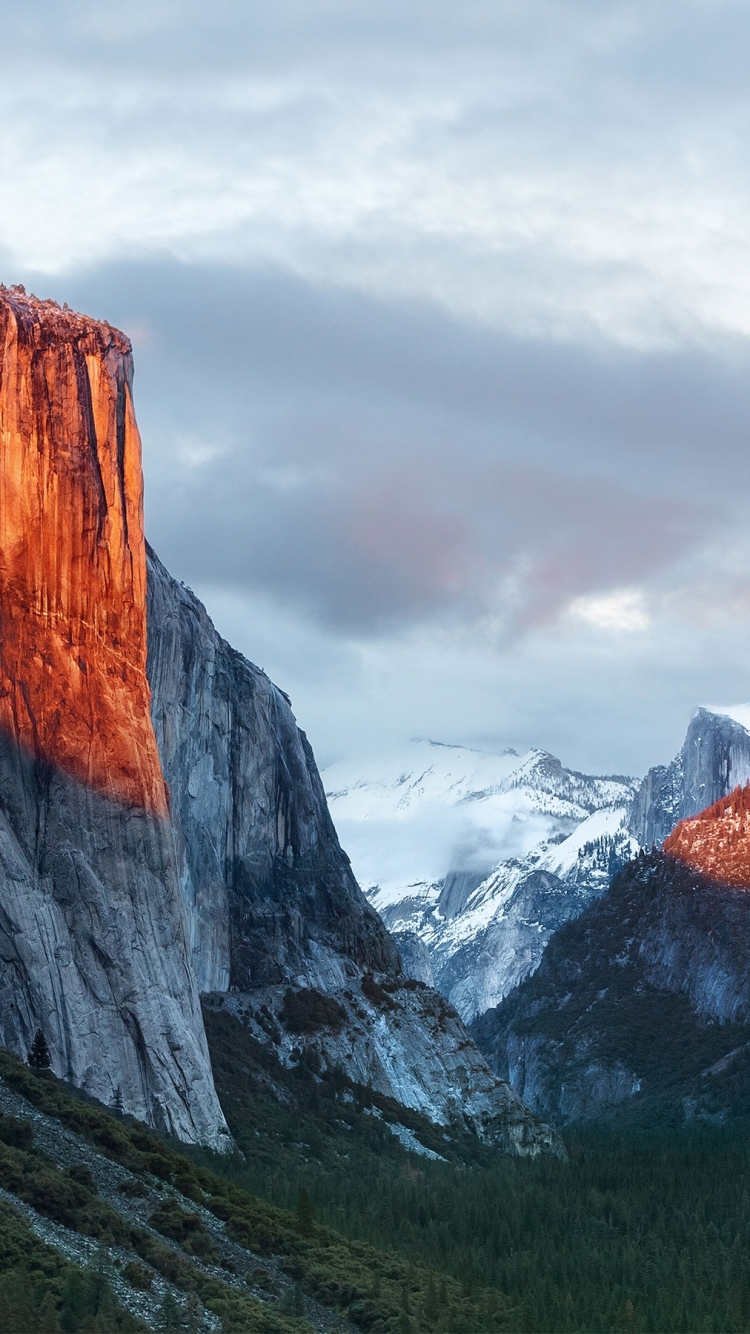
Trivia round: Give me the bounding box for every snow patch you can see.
[701,704,750,734]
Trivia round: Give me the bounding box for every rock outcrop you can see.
[146,552,558,1152]
[630,707,750,847]
[472,850,750,1125]
[146,547,398,995]
[0,287,558,1158]
[663,784,750,887]
[0,287,228,1148]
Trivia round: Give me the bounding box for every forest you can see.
[1,1013,750,1332]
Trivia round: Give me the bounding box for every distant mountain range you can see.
[326,707,750,1029]
[467,705,750,1126]
[324,740,638,1022]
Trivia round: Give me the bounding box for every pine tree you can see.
[424,1275,440,1324]
[156,1289,182,1333]
[112,1085,124,1116]
[296,1186,315,1237]
[28,1029,50,1070]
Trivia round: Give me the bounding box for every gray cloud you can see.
[20,258,733,636]
[5,1,750,774]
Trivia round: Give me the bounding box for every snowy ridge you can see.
[700,704,750,733]
[325,740,638,1024]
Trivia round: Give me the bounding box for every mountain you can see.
[146,555,557,1155]
[470,708,750,1127]
[0,288,557,1157]
[663,782,750,886]
[629,704,750,846]
[0,1046,521,1334]
[472,824,750,1126]
[146,545,395,996]
[0,286,227,1150]
[325,740,638,1022]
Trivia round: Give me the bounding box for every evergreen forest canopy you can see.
[1,1012,750,1333]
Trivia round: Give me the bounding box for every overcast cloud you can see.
[4,0,750,776]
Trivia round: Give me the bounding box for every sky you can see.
[4,0,750,778]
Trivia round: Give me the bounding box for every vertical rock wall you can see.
[146,548,399,993]
[0,288,228,1149]
[629,708,750,848]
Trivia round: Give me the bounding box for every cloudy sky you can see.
[4,0,750,777]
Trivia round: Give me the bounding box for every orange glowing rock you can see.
[0,285,169,815]
[663,783,750,888]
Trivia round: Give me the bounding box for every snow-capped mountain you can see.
[324,740,639,1023]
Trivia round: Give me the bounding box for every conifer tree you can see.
[28,1028,50,1070]
[296,1186,315,1236]
[112,1085,124,1116]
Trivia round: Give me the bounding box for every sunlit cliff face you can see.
[663,784,750,888]
[0,286,169,815]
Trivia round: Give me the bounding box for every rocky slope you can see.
[472,849,750,1124]
[0,287,227,1149]
[325,741,637,1022]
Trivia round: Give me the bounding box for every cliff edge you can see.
[0,287,228,1148]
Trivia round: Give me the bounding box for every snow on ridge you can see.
[700,704,750,734]
[324,737,640,1023]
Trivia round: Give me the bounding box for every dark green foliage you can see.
[28,1029,51,1070]
[0,1197,145,1332]
[296,1187,315,1237]
[118,1178,149,1199]
[280,988,346,1034]
[361,974,397,1010]
[15,1020,750,1332]
[156,1289,183,1332]
[149,1198,223,1264]
[200,1006,750,1333]
[0,1110,34,1150]
[123,1261,153,1291]
[471,851,750,1127]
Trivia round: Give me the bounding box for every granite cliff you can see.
[629,706,750,847]
[146,551,559,1153]
[0,287,557,1157]
[0,286,228,1148]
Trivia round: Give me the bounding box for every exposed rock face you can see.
[206,979,563,1158]
[0,288,228,1148]
[0,286,557,1158]
[663,784,750,887]
[146,547,398,995]
[391,931,435,986]
[0,288,168,815]
[630,707,750,847]
[472,851,750,1124]
[146,553,559,1153]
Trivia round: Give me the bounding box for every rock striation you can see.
[146,547,398,995]
[0,287,228,1148]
